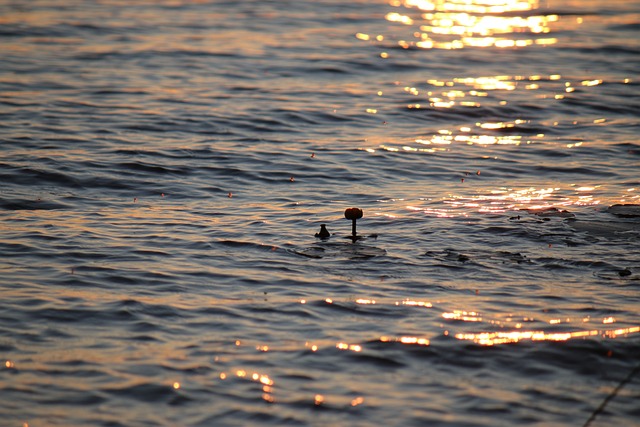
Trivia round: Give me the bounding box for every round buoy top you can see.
[344,207,363,220]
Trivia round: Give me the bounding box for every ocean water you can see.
[1,0,639,426]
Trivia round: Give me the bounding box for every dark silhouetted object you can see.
[315,224,331,239]
[344,207,363,238]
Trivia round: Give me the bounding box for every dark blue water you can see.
[1,0,639,426]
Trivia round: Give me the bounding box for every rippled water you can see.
[1,0,639,426]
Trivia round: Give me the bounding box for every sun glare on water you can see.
[382,0,558,49]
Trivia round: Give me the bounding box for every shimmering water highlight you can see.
[1,0,639,426]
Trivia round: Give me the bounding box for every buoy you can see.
[315,224,331,239]
[344,207,363,238]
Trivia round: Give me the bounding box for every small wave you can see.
[0,197,69,210]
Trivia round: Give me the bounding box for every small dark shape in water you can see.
[496,251,529,264]
[441,250,470,262]
[526,207,575,218]
[608,204,640,218]
[315,224,331,239]
[619,269,632,277]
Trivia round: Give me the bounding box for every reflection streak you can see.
[456,326,640,346]
[443,310,482,322]
[413,186,574,216]
[385,0,559,49]
[380,336,430,346]
[219,369,276,402]
[337,342,362,352]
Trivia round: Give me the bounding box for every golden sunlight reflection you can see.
[408,185,585,217]
[381,336,430,346]
[351,396,365,407]
[220,369,275,402]
[397,299,433,308]
[385,0,560,49]
[443,310,482,322]
[368,73,577,121]
[456,326,640,346]
[336,342,362,352]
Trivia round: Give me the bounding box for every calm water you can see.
[1,0,639,426]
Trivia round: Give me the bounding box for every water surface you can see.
[1,0,639,426]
